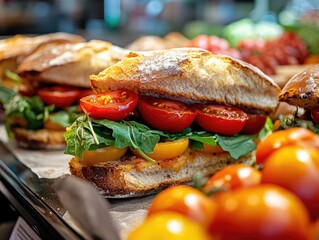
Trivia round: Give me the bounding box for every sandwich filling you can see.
[65,89,273,166]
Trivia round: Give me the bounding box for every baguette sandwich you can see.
[0,40,128,149]
[279,64,319,132]
[65,48,280,197]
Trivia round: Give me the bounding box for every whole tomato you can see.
[147,185,216,228]
[127,212,211,240]
[204,164,261,193]
[208,185,310,240]
[262,145,319,219]
[255,127,319,164]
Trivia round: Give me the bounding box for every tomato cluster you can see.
[127,127,319,240]
[188,32,308,76]
[239,32,308,75]
[80,89,266,136]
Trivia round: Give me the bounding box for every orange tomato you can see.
[82,146,128,165]
[208,185,310,240]
[127,212,211,240]
[204,164,261,193]
[262,145,319,219]
[255,127,319,164]
[147,185,216,229]
[132,138,189,161]
[199,144,225,154]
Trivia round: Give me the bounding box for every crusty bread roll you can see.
[70,149,252,197]
[279,64,319,109]
[0,33,84,62]
[91,48,280,115]
[18,40,129,88]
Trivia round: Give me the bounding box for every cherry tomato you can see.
[147,185,216,229]
[195,105,248,136]
[311,108,319,125]
[127,212,210,240]
[132,138,189,161]
[137,96,196,133]
[82,146,128,165]
[80,89,138,121]
[241,114,267,135]
[38,86,80,107]
[255,127,319,164]
[204,164,261,193]
[261,145,319,219]
[209,185,310,240]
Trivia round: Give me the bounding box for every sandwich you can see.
[0,40,129,149]
[65,48,280,197]
[0,32,84,84]
[279,64,319,132]
[0,32,84,121]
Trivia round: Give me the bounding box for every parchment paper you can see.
[0,125,149,239]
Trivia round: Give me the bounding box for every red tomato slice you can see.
[38,86,80,108]
[311,108,319,125]
[80,89,138,121]
[241,114,267,135]
[137,96,196,133]
[195,105,248,136]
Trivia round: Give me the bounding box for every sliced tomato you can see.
[241,114,267,135]
[311,108,319,125]
[80,89,138,121]
[38,86,80,108]
[195,105,248,136]
[83,146,128,165]
[132,138,189,161]
[137,96,196,133]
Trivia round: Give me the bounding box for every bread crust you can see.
[69,149,252,197]
[90,48,280,114]
[17,40,129,88]
[279,64,319,109]
[13,128,66,150]
[0,33,84,62]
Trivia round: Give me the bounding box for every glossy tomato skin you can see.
[204,164,261,192]
[261,145,319,219]
[147,185,216,229]
[80,89,138,121]
[311,108,319,125]
[137,96,196,133]
[208,185,310,240]
[195,105,248,136]
[38,86,80,108]
[127,212,210,240]
[241,114,267,135]
[255,127,319,164]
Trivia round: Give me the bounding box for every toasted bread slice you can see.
[279,64,319,109]
[69,149,252,197]
[90,48,280,115]
[13,128,66,150]
[17,40,129,88]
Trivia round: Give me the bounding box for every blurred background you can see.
[0,0,318,46]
